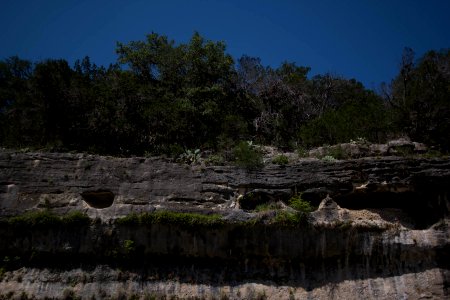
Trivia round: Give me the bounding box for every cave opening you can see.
[334,190,448,229]
[81,190,115,208]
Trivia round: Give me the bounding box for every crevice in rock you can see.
[81,190,115,208]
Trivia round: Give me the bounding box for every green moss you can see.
[63,211,91,226]
[116,213,140,225]
[7,210,60,228]
[117,211,224,228]
[5,210,90,229]
[254,202,280,212]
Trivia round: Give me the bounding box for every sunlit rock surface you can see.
[0,150,449,299]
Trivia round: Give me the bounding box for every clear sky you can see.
[1,0,449,89]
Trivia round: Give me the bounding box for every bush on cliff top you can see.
[232,141,264,170]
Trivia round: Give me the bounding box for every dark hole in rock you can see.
[301,187,332,207]
[334,190,448,229]
[81,190,115,208]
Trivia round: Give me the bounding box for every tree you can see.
[116,32,175,83]
[0,57,34,146]
[388,48,450,150]
[115,32,237,151]
[299,77,388,147]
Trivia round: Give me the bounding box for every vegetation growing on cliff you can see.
[0,33,449,155]
[116,211,224,228]
[2,210,90,229]
[289,194,314,213]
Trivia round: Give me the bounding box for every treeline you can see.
[0,32,449,155]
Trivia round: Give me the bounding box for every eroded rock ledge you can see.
[0,150,449,299]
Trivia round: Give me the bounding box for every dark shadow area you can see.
[240,189,290,210]
[0,219,448,291]
[0,249,448,292]
[81,190,115,208]
[334,190,448,229]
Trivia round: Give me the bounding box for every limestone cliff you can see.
[0,150,449,299]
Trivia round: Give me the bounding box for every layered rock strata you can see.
[0,150,449,299]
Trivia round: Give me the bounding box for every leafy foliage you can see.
[178,149,201,164]
[0,33,448,154]
[288,194,313,213]
[386,48,450,151]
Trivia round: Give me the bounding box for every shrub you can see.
[297,146,309,158]
[390,145,414,156]
[272,154,289,165]
[123,239,135,255]
[178,149,201,164]
[232,141,263,169]
[288,194,313,213]
[206,153,226,166]
[326,145,347,160]
[321,155,337,162]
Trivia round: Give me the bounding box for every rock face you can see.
[0,150,449,299]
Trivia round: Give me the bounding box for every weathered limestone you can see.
[0,150,449,299]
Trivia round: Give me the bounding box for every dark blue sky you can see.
[2,0,449,89]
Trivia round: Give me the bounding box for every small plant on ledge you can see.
[233,141,264,170]
[272,154,289,165]
[178,149,201,165]
[288,194,313,213]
